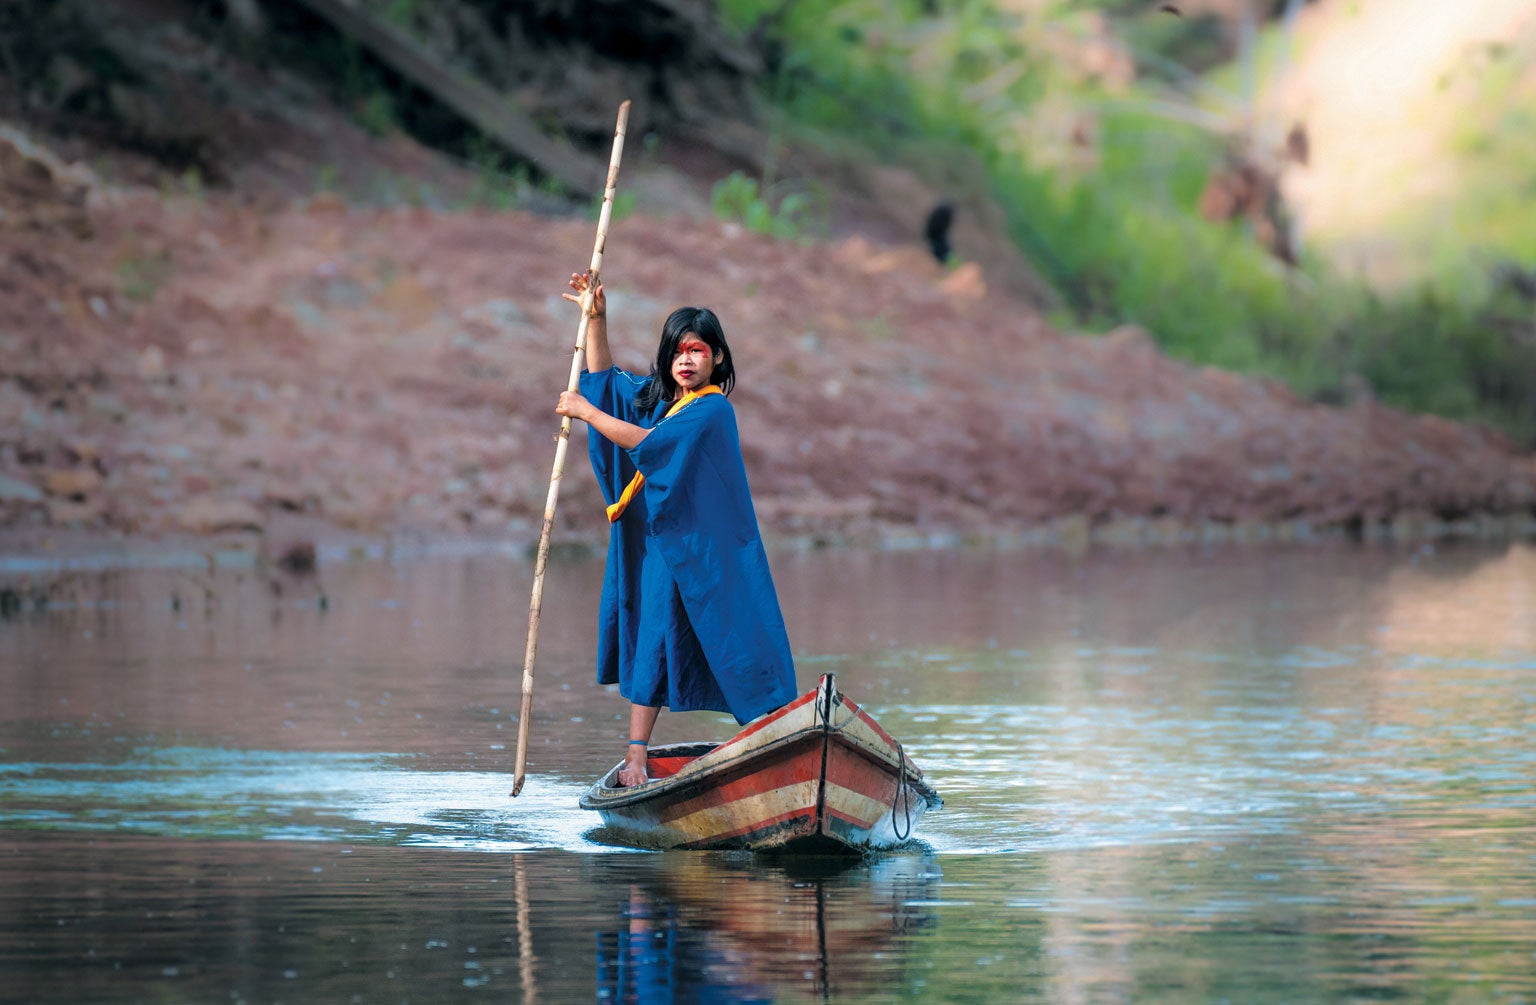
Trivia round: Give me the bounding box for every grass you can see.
[116,250,176,303]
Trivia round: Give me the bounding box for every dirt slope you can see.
[2,117,1533,563]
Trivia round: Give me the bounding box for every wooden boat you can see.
[580,673,941,852]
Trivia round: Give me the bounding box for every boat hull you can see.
[579,674,940,852]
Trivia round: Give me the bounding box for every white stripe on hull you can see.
[656,779,819,842]
[822,780,893,827]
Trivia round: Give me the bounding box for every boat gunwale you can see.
[579,728,819,810]
[579,726,941,814]
[579,677,829,809]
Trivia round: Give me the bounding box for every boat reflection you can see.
[588,851,940,1002]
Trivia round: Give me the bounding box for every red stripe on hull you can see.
[823,744,902,828]
[657,740,822,826]
[645,756,693,779]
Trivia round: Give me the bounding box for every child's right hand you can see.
[556,390,592,422]
[562,270,605,319]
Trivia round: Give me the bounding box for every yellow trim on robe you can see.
[605,384,723,523]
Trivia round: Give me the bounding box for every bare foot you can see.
[617,746,649,787]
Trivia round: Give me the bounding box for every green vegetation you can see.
[464,137,529,210]
[116,249,176,303]
[354,88,398,137]
[710,171,823,241]
[455,136,569,212]
[717,0,1536,442]
[314,163,341,193]
[332,32,400,138]
[595,189,638,224]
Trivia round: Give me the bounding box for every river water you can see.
[2,541,1534,1003]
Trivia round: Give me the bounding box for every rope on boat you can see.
[817,680,916,843]
[892,740,913,843]
[814,683,857,734]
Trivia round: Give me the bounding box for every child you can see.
[556,271,799,787]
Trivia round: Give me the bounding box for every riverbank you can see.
[4,123,1535,575]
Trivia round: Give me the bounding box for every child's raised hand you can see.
[562,270,605,319]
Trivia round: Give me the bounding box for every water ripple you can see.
[0,747,605,852]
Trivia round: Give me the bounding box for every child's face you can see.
[671,335,722,394]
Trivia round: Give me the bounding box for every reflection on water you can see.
[3,540,1536,1002]
[0,832,940,1004]
[591,853,939,1003]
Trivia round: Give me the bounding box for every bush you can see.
[710,172,822,242]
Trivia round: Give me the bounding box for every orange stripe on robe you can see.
[605,384,723,523]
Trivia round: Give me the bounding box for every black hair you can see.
[635,306,736,414]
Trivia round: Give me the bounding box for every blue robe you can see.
[579,366,798,724]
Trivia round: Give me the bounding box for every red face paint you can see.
[677,340,711,356]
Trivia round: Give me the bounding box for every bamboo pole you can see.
[512,100,631,797]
